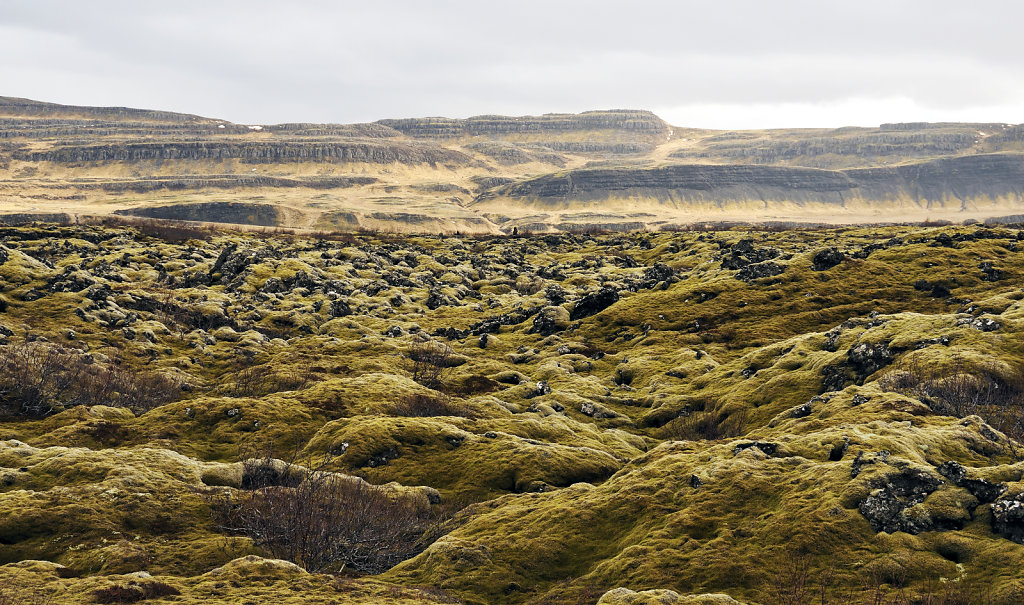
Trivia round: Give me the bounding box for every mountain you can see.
[1,97,1023,232]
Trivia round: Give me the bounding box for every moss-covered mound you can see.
[3,223,1024,603]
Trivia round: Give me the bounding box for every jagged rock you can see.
[979,261,1004,281]
[847,342,893,378]
[858,468,945,533]
[209,243,238,278]
[821,365,847,392]
[580,401,618,419]
[570,286,619,320]
[426,290,456,310]
[530,306,571,336]
[721,239,781,269]
[732,441,778,456]
[383,325,404,338]
[84,284,113,302]
[365,447,400,468]
[544,284,567,305]
[433,327,469,340]
[470,306,541,335]
[0,246,8,265]
[790,401,813,418]
[829,437,851,461]
[936,461,1006,503]
[329,299,351,317]
[643,262,675,283]
[261,277,285,293]
[960,316,1001,332]
[851,450,889,478]
[47,270,97,292]
[992,494,1024,543]
[812,247,845,271]
[735,262,784,282]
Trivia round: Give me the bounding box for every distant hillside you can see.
[0,96,1022,232]
[477,153,1024,210]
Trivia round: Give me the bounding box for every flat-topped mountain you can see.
[0,97,1022,232]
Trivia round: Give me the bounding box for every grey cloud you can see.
[0,1,1021,126]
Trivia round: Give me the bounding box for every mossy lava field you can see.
[4,221,1024,604]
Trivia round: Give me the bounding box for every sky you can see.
[1,1,1022,129]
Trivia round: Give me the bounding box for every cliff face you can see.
[113,202,290,226]
[378,109,668,139]
[14,140,469,165]
[2,95,1023,234]
[480,153,1024,208]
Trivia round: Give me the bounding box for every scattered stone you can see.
[365,447,399,468]
[733,441,778,456]
[580,401,618,419]
[790,401,813,418]
[979,261,1004,281]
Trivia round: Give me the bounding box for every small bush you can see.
[408,339,454,391]
[390,392,472,418]
[0,340,181,417]
[92,581,180,603]
[880,355,1024,444]
[662,410,746,441]
[211,444,452,573]
[227,358,317,397]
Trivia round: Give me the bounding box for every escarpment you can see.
[378,109,669,140]
[478,153,1024,210]
[14,139,470,165]
[2,96,1024,235]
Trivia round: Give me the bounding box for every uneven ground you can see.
[2,97,1024,233]
[3,222,1024,603]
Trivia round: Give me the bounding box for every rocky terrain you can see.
[3,221,1024,603]
[2,97,1023,233]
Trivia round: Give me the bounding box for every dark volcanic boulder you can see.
[848,342,893,378]
[979,261,1004,282]
[936,461,1006,503]
[721,239,781,270]
[529,306,571,336]
[992,494,1024,543]
[812,248,845,271]
[735,262,784,282]
[858,468,945,533]
[570,286,619,320]
[329,299,352,317]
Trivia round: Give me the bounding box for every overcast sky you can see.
[1,1,1022,129]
